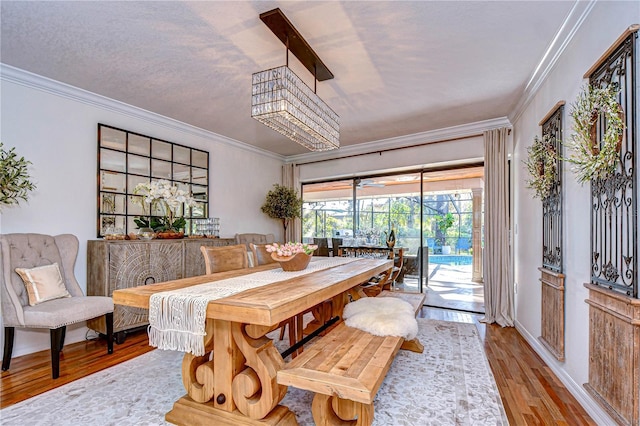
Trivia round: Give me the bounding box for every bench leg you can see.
[312,394,373,426]
[401,337,424,353]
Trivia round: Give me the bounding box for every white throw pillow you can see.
[15,263,71,306]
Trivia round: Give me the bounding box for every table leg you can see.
[166,319,296,426]
[231,321,288,418]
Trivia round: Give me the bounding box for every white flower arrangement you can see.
[133,180,197,232]
[565,84,625,183]
[265,242,318,257]
[524,135,558,199]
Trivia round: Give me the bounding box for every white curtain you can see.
[482,127,514,327]
[282,163,301,243]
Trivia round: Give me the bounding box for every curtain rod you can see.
[294,134,480,166]
[294,128,510,166]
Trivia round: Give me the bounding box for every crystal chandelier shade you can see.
[251,66,340,151]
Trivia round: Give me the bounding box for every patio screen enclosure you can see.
[301,167,484,291]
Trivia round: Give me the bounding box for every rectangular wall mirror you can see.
[97,123,209,237]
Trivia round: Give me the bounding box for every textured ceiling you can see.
[1,1,575,156]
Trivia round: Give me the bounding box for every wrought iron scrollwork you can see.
[541,106,563,272]
[589,31,637,298]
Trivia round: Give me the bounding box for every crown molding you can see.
[0,64,285,161]
[510,0,597,124]
[285,116,511,164]
[0,63,512,164]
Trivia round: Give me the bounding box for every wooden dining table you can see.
[112,257,392,426]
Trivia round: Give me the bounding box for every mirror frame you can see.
[97,123,209,237]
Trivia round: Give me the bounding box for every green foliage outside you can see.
[434,212,455,246]
[0,142,36,210]
[302,192,474,255]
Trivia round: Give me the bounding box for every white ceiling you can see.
[1,1,577,157]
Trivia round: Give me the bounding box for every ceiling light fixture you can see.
[251,8,339,151]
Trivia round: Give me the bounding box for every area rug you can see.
[0,319,507,425]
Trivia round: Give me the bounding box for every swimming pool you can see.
[428,255,473,265]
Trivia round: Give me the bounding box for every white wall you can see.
[512,2,638,423]
[299,135,484,182]
[0,72,283,357]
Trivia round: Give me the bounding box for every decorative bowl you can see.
[156,231,184,239]
[137,228,156,240]
[271,252,312,271]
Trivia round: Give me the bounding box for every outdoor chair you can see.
[1,233,114,379]
[313,238,330,257]
[331,238,343,257]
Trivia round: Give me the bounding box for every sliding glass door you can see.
[301,166,484,308]
[420,168,484,312]
[302,179,354,241]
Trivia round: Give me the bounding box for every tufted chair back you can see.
[1,234,84,327]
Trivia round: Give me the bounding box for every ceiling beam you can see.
[259,8,334,81]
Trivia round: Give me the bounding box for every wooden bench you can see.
[378,290,425,353]
[378,290,425,316]
[277,290,426,425]
[277,322,403,425]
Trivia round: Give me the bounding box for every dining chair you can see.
[249,243,277,266]
[200,244,249,274]
[385,247,405,291]
[1,233,114,379]
[313,238,330,257]
[201,243,298,355]
[247,242,304,349]
[234,233,275,250]
[331,238,343,258]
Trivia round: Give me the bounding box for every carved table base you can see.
[166,397,297,426]
[166,319,296,425]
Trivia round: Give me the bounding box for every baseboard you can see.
[513,320,615,425]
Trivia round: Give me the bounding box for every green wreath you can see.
[566,84,625,183]
[524,135,557,199]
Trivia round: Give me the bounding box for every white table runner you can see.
[148,257,358,355]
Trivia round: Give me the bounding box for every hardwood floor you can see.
[0,330,154,408]
[418,308,596,425]
[1,308,596,425]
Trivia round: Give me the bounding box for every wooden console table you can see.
[87,237,235,340]
[112,258,392,425]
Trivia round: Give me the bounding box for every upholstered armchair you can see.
[1,233,114,378]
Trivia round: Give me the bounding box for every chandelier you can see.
[251,9,339,151]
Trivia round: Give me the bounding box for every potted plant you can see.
[133,180,197,238]
[0,142,36,210]
[261,184,303,238]
[435,213,454,254]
